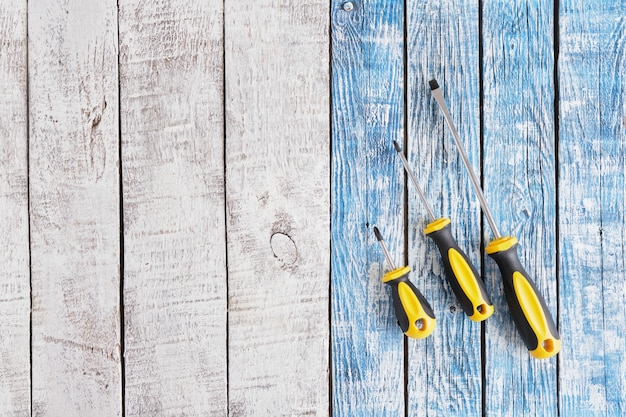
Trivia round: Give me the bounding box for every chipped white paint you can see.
[225,1,330,415]
[0,0,29,415]
[28,0,122,415]
[560,100,583,114]
[587,385,607,410]
[368,262,381,282]
[119,0,227,414]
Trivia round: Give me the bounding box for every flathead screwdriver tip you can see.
[429,79,439,90]
[392,140,402,153]
[373,226,383,241]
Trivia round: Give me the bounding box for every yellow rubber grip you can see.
[424,217,451,234]
[398,282,436,338]
[382,267,436,339]
[382,266,411,283]
[513,272,562,358]
[486,236,518,254]
[448,249,494,321]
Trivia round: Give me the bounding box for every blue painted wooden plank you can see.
[481,1,558,416]
[331,0,406,415]
[559,0,626,414]
[405,1,483,416]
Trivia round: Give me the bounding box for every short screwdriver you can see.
[430,79,561,359]
[393,140,494,322]
[373,226,436,339]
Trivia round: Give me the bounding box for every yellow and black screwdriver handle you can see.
[424,218,494,321]
[486,236,561,359]
[382,266,436,339]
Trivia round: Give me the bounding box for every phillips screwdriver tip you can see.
[429,79,439,90]
[392,140,402,153]
[373,226,383,241]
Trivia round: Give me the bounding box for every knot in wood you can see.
[270,232,298,265]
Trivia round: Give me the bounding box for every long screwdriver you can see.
[430,79,561,359]
[373,226,436,339]
[393,140,493,322]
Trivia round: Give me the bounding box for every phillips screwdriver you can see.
[430,79,561,359]
[373,226,436,339]
[393,140,493,321]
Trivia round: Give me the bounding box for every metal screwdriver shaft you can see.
[392,141,436,221]
[373,226,396,269]
[429,79,501,239]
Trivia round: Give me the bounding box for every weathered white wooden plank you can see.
[225,1,330,415]
[28,0,121,415]
[331,1,406,415]
[406,1,483,415]
[559,1,626,414]
[0,1,30,415]
[482,1,558,415]
[119,0,227,415]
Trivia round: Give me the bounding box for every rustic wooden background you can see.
[0,0,624,416]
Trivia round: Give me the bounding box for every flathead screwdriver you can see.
[373,226,435,339]
[393,140,493,321]
[430,79,561,359]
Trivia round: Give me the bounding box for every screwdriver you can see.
[430,79,561,359]
[393,140,494,322]
[373,226,436,339]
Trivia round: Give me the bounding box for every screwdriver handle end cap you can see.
[468,302,495,322]
[530,340,561,359]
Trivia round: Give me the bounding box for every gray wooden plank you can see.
[0,1,30,415]
[118,1,227,415]
[405,1,483,415]
[482,1,558,415]
[28,0,122,415]
[559,0,626,414]
[225,1,330,415]
[331,0,406,415]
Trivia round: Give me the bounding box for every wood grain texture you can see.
[28,0,122,415]
[405,2,483,415]
[0,1,30,415]
[482,1,558,415]
[119,1,227,415]
[559,0,626,414]
[331,1,406,415]
[225,1,329,415]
